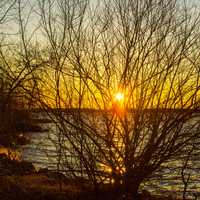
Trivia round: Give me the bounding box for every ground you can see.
[0,173,184,200]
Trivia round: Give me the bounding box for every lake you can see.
[20,111,200,198]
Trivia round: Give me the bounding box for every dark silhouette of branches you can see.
[35,0,200,198]
[0,0,43,147]
[1,0,200,199]
[0,0,17,24]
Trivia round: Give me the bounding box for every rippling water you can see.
[20,112,200,198]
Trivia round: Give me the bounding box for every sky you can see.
[0,0,199,109]
[0,0,200,40]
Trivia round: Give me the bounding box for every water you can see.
[20,111,200,198]
[21,123,58,169]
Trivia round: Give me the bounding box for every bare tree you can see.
[0,0,43,147]
[29,0,200,198]
[0,0,16,24]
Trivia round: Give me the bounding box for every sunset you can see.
[0,0,200,200]
[114,92,125,104]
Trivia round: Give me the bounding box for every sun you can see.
[114,92,124,103]
[110,91,127,115]
[111,91,125,114]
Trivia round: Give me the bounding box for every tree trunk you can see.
[123,173,142,200]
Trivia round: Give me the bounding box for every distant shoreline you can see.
[26,107,200,114]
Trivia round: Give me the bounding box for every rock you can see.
[0,153,35,175]
[18,160,35,174]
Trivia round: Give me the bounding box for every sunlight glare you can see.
[114,92,124,103]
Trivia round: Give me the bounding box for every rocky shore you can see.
[0,153,185,200]
[0,153,35,175]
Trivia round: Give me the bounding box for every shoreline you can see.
[0,152,192,200]
[0,173,184,200]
